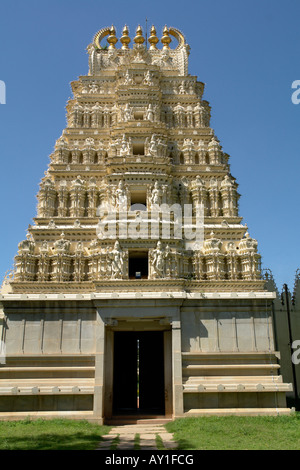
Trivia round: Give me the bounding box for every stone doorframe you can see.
[92,298,184,422]
[104,321,172,419]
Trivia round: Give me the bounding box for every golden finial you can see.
[107,25,118,49]
[148,25,159,50]
[120,25,131,49]
[134,25,145,45]
[161,25,171,49]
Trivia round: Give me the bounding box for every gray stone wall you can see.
[3,301,96,355]
[180,300,274,353]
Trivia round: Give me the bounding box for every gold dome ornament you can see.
[107,25,118,49]
[161,25,172,49]
[148,25,159,50]
[120,25,131,49]
[134,25,145,45]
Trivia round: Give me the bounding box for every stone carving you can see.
[145,134,167,157]
[18,234,35,254]
[150,181,163,208]
[174,102,185,127]
[150,241,167,278]
[38,178,56,218]
[114,180,128,211]
[238,232,261,280]
[145,103,155,121]
[143,71,154,86]
[190,176,208,215]
[53,233,70,254]
[202,232,225,281]
[89,82,98,93]
[3,26,283,426]
[110,241,125,279]
[91,102,102,127]
[123,70,134,85]
[122,103,132,122]
[9,24,263,289]
[220,175,239,217]
[119,135,132,157]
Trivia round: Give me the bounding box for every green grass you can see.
[110,434,120,450]
[155,433,165,450]
[134,433,140,450]
[0,418,111,450]
[2,415,300,450]
[165,414,300,450]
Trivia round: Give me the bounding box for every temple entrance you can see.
[113,331,165,415]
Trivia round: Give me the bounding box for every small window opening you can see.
[134,111,144,120]
[130,191,147,210]
[133,144,145,155]
[129,251,149,279]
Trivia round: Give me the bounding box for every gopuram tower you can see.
[0,26,292,422]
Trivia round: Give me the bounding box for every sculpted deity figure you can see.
[143,71,154,86]
[151,241,167,278]
[157,136,167,156]
[53,233,70,254]
[123,70,133,85]
[179,81,186,94]
[89,82,98,93]
[119,135,131,157]
[110,241,124,279]
[145,103,155,121]
[149,134,158,156]
[114,180,128,210]
[123,103,132,122]
[151,181,163,208]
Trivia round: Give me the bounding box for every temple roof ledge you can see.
[0,291,276,302]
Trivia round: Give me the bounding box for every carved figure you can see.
[110,241,124,279]
[151,241,167,278]
[119,135,131,156]
[143,71,154,86]
[115,180,128,210]
[123,103,132,121]
[145,103,155,121]
[151,181,163,207]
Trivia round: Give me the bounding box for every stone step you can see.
[105,416,172,425]
[185,407,293,416]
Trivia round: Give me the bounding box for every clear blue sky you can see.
[0,0,299,291]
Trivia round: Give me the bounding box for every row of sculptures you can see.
[52,135,225,165]
[78,72,200,96]
[67,100,210,129]
[13,235,261,283]
[37,175,239,219]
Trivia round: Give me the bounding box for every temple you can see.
[0,25,292,422]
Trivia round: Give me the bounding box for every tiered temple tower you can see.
[0,26,292,422]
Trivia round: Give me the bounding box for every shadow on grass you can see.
[1,432,107,450]
[0,419,112,450]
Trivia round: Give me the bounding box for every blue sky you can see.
[0,0,299,291]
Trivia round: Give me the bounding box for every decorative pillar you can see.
[208,178,221,217]
[172,312,184,417]
[69,176,86,218]
[93,306,106,424]
[38,179,57,218]
[220,175,239,217]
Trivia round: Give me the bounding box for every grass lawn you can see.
[165,414,300,450]
[0,418,111,450]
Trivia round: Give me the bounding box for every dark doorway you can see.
[128,251,148,279]
[113,331,165,415]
